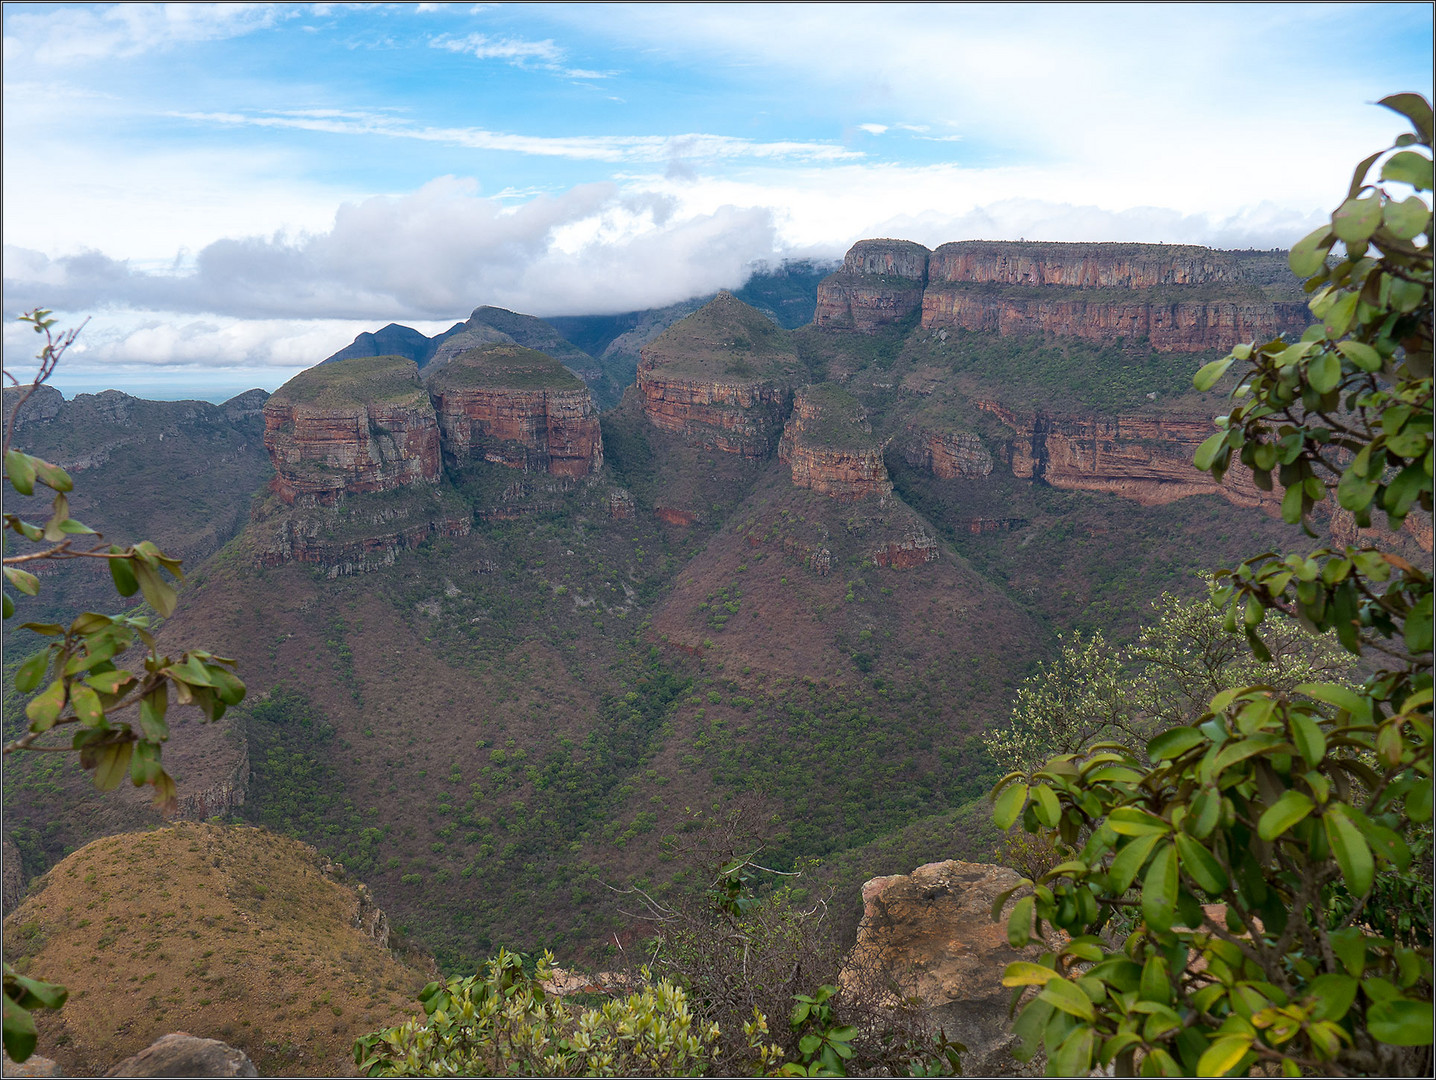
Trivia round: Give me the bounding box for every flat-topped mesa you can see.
[814,239,931,332]
[927,240,1245,288]
[919,240,1307,351]
[427,344,603,477]
[778,384,893,501]
[637,292,799,459]
[263,355,441,506]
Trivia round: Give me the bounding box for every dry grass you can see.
[3,822,432,1077]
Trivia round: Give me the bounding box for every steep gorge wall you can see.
[263,401,441,505]
[817,239,1309,350]
[433,385,602,477]
[638,373,792,458]
[777,386,893,502]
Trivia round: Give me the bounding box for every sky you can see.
[2,2,1432,401]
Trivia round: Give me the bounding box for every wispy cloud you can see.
[2,2,288,64]
[169,108,863,164]
[857,123,888,135]
[430,30,613,79]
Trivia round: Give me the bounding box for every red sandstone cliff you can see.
[428,344,603,478]
[902,428,993,479]
[263,356,441,506]
[814,239,930,331]
[637,293,799,458]
[777,385,893,501]
[927,241,1244,288]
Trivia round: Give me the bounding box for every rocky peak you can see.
[637,293,799,459]
[815,240,931,332]
[262,355,441,506]
[778,384,893,502]
[841,238,931,281]
[426,343,602,477]
[927,240,1244,288]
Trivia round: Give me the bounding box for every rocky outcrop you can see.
[814,239,930,331]
[173,740,249,821]
[3,837,26,916]
[778,385,893,501]
[254,503,472,576]
[870,532,939,569]
[817,238,1310,349]
[902,429,993,479]
[637,293,799,458]
[977,401,1275,509]
[844,860,1064,1077]
[428,345,603,478]
[105,1033,258,1077]
[263,356,441,506]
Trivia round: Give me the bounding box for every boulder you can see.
[105,1034,256,1077]
[844,860,1062,1077]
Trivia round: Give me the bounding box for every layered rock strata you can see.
[814,239,930,331]
[976,400,1273,509]
[818,238,1310,349]
[844,860,1065,1076]
[637,293,799,458]
[869,532,939,569]
[902,428,993,479]
[428,345,602,477]
[263,356,440,506]
[778,385,893,502]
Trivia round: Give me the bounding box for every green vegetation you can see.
[428,343,585,392]
[792,384,878,450]
[641,293,801,380]
[270,354,427,408]
[989,94,1431,1077]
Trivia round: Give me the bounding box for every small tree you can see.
[989,94,1431,1077]
[2,310,247,1063]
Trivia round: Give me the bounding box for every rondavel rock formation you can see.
[258,348,604,569]
[817,238,1309,350]
[777,384,894,502]
[636,291,800,459]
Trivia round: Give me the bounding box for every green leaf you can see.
[4,450,36,496]
[1288,710,1327,765]
[1404,592,1432,655]
[25,678,65,730]
[1008,895,1034,948]
[109,555,139,597]
[1307,350,1341,393]
[1332,196,1383,243]
[93,741,134,792]
[1384,195,1431,239]
[1336,340,1383,371]
[1280,482,1304,525]
[993,782,1028,830]
[1406,777,1432,824]
[1197,1035,1253,1078]
[1109,807,1171,836]
[1002,962,1060,987]
[1337,467,1380,513]
[1325,807,1374,896]
[1378,93,1434,144]
[85,669,135,696]
[1141,842,1178,933]
[133,563,177,618]
[1367,999,1434,1046]
[1173,833,1229,894]
[29,459,71,493]
[1381,150,1434,191]
[1032,784,1061,827]
[1148,726,1205,761]
[1193,357,1234,392]
[1038,976,1094,1021]
[138,689,169,742]
[1327,927,1367,976]
[1258,790,1314,841]
[1288,228,1334,277]
[1306,973,1358,1022]
[4,992,39,1064]
[1051,1024,1094,1076]
[70,684,104,727]
[1295,683,1371,725]
[1109,832,1162,894]
[3,566,40,597]
[14,650,49,693]
[1193,432,1228,471]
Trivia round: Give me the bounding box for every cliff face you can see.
[430,345,603,478]
[814,239,930,331]
[817,238,1309,349]
[976,401,1275,509]
[902,428,993,479]
[778,385,893,501]
[637,293,800,458]
[920,290,1308,352]
[263,356,441,506]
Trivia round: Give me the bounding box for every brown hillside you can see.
[2,822,431,1077]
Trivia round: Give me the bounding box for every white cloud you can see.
[168,107,862,163]
[858,123,888,135]
[429,29,613,78]
[2,2,286,65]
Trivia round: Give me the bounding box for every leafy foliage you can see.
[2,310,246,1062]
[988,95,1432,1077]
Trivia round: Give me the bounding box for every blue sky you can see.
[3,2,1431,400]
